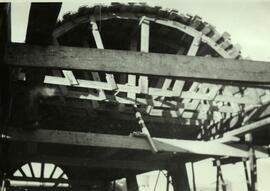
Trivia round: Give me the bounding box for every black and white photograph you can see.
[0,0,270,190]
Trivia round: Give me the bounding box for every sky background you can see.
[8,0,270,190]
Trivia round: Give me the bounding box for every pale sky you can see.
[10,0,270,62]
[8,0,270,190]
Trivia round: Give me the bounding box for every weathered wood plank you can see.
[127,74,137,103]
[9,176,101,187]
[62,70,78,85]
[6,43,270,84]
[139,19,150,94]
[156,138,268,158]
[0,3,11,134]
[7,128,153,151]
[126,174,139,191]
[222,117,270,138]
[199,96,270,140]
[29,75,257,107]
[52,38,72,102]
[7,187,89,191]
[43,100,212,126]
[82,37,100,108]
[6,128,268,158]
[187,35,201,56]
[90,17,109,100]
[169,163,190,191]
[15,155,174,171]
[9,176,70,184]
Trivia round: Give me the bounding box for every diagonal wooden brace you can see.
[132,105,158,154]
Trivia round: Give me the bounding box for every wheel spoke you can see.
[28,163,35,178]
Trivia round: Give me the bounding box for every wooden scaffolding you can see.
[0,2,270,191]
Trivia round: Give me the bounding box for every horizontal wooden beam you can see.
[9,176,70,184]
[4,128,268,158]
[6,128,153,151]
[5,43,270,84]
[15,155,174,171]
[24,74,263,105]
[43,99,209,126]
[17,74,262,109]
[155,138,268,158]
[7,187,88,191]
[198,97,270,140]
[222,117,270,138]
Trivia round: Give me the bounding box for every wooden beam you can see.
[0,4,11,171]
[6,43,270,84]
[5,128,268,158]
[90,17,111,99]
[0,3,11,129]
[28,163,35,178]
[243,159,252,191]
[62,70,78,85]
[139,19,150,94]
[35,74,262,105]
[7,187,89,191]
[198,96,270,140]
[140,19,150,52]
[51,35,73,103]
[209,116,270,144]
[187,35,201,56]
[0,3,10,41]
[26,3,62,44]
[18,155,174,171]
[43,99,211,126]
[245,133,258,191]
[9,176,102,187]
[81,37,100,109]
[221,117,270,139]
[155,138,268,158]
[6,128,152,151]
[169,163,190,191]
[127,74,137,103]
[126,174,139,191]
[8,176,70,184]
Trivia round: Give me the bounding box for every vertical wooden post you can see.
[219,167,226,191]
[245,133,257,191]
[126,174,139,191]
[139,18,149,94]
[187,35,201,56]
[191,162,197,191]
[216,164,220,191]
[140,19,150,52]
[169,163,190,191]
[215,159,227,191]
[153,171,161,191]
[166,172,170,191]
[0,4,11,181]
[243,159,251,191]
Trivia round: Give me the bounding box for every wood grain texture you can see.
[6,128,268,158]
[6,43,270,84]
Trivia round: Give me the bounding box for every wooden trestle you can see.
[1,2,270,191]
